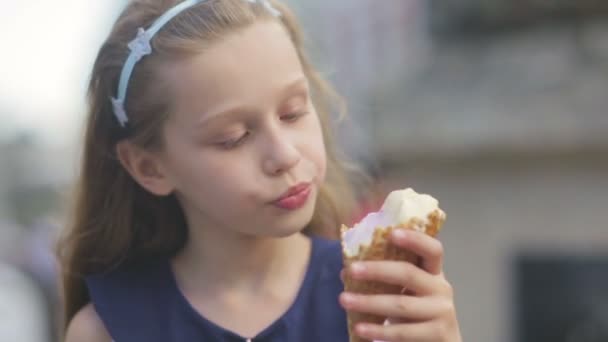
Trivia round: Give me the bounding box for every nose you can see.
[262,126,301,176]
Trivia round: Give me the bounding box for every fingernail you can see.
[341,292,356,305]
[356,323,369,335]
[351,262,366,274]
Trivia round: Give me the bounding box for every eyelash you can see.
[216,111,308,150]
[281,111,308,123]
[218,131,250,149]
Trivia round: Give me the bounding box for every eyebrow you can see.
[196,76,309,128]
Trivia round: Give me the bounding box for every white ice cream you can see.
[342,188,440,256]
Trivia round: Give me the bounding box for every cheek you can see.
[173,157,261,220]
[161,132,261,222]
[307,114,328,182]
[165,146,253,202]
[315,140,327,182]
[189,156,255,195]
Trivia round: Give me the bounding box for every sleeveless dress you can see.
[86,236,349,341]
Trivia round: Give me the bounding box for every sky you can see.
[0,1,122,146]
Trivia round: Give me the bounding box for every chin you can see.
[270,228,304,239]
[267,193,317,238]
[271,211,315,238]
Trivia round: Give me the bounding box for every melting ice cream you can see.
[342,188,443,257]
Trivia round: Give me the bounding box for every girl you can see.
[57,0,462,341]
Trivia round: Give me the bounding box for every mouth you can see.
[272,182,312,210]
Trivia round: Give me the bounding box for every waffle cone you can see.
[340,210,445,342]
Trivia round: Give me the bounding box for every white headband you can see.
[111,0,281,128]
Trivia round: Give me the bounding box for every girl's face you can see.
[157,21,327,238]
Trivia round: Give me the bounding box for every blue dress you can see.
[86,236,349,341]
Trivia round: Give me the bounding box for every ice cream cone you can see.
[340,194,445,342]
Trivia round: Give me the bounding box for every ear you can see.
[116,140,174,196]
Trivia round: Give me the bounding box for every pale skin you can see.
[67,19,322,341]
[65,19,462,342]
[339,229,462,341]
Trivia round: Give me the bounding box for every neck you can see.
[172,225,311,294]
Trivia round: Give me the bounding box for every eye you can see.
[217,131,250,150]
[280,111,308,123]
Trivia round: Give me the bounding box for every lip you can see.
[273,182,312,210]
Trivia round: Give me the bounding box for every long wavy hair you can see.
[57,0,363,334]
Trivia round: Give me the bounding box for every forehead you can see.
[160,20,304,121]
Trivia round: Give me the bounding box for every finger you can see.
[355,321,440,342]
[390,229,444,275]
[348,261,440,295]
[339,292,448,321]
[340,269,346,283]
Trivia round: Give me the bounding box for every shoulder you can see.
[65,303,112,342]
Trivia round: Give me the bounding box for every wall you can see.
[380,152,608,342]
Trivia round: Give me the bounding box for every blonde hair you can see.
[57,0,361,333]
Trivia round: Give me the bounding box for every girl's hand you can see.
[339,229,462,342]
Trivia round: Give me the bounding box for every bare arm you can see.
[64,303,112,342]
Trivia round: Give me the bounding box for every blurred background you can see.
[1,0,607,341]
